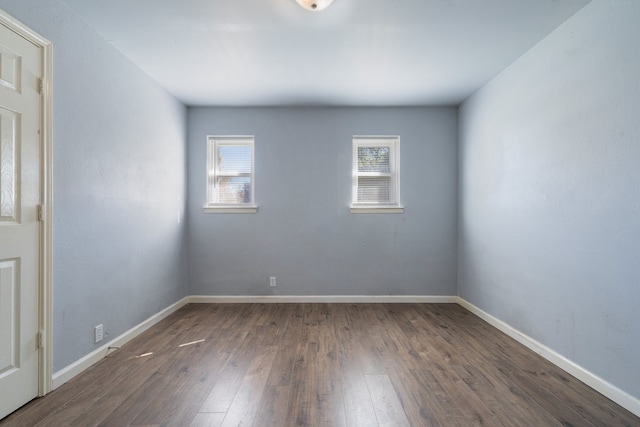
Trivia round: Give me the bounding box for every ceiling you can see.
[60,0,590,107]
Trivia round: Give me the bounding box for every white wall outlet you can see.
[270,276,276,287]
[95,324,104,343]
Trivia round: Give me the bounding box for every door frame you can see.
[0,9,53,396]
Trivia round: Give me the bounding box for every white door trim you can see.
[0,8,53,396]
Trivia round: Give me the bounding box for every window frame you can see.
[204,135,257,214]
[351,136,403,214]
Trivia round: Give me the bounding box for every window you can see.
[204,136,257,213]
[351,136,402,213]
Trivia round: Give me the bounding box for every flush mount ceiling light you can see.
[295,0,335,11]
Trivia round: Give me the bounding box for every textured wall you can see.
[0,0,188,371]
[187,107,458,297]
[459,0,640,400]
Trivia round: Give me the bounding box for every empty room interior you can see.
[0,0,639,425]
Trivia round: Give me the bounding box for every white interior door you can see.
[0,21,42,419]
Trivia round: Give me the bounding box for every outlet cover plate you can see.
[95,324,104,343]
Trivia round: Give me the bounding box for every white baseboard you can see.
[51,296,190,390]
[188,295,458,304]
[457,297,640,418]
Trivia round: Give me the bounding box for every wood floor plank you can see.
[199,366,248,414]
[286,339,319,425]
[254,385,292,427]
[190,412,225,427]
[304,309,345,426]
[389,367,444,427]
[220,345,278,427]
[318,304,341,381]
[341,373,380,426]
[322,377,348,427]
[388,368,451,427]
[365,374,411,427]
[1,303,638,427]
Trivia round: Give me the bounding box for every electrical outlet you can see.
[95,324,104,343]
[270,277,276,287]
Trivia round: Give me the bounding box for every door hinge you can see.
[37,204,45,221]
[38,331,44,349]
[37,78,44,95]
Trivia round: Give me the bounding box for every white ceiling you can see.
[60,0,589,106]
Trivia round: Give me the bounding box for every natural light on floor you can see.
[178,339,206,348]
[129,339,206,360]
[135,352,153,359]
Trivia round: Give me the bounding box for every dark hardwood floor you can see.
[1,303,638,426]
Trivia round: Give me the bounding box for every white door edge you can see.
[0,8,53,397]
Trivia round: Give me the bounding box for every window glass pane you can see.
[358,146,390,173]
[357,176,390,202]
[217,176,252,204]
[217,144,251,174]
[0,108,16,219]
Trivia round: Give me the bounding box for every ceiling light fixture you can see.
[295,0,335,12]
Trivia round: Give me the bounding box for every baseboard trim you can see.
[188,295,458,304]
[457,297,640,418]
[52,296,190,390]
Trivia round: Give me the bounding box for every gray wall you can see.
[188,107,458,296]
[0,0,188,371]
[459,0,640,400]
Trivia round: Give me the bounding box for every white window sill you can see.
[203,205,258,214]
[350,206,404,214]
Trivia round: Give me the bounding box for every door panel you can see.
[0,21,41,420]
